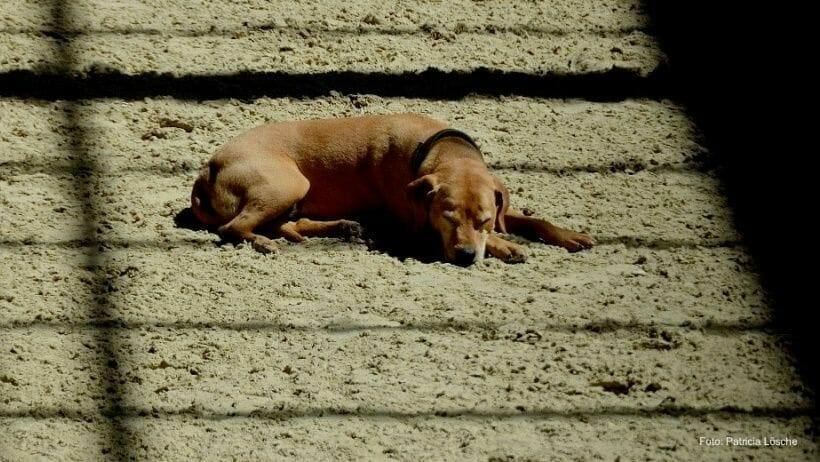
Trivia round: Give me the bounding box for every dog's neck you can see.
[415,138,486,176]
[411,129,483,173]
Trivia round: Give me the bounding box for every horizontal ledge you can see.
[0,319,775,335]
[0,67,671,101]
[0,404,813,421]
[0,25,647,39]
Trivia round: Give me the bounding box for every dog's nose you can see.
[454,246,477,265]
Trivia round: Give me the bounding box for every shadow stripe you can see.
[1,160,714,177]
[0,405,813,421]
[0,67,671,101]
[38,1,132,458]
[0,319,777,335]
[0,25,647,38]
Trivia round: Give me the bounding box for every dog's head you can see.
[407,167,509,266]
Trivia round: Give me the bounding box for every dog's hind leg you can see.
[218,203,282,253]
[218,180,309,254]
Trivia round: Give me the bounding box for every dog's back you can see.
[192,113,446,224]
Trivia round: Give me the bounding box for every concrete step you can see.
[0,413,812,461]
[0,1,662,76]
[1,326,810,420]
[0,243,769,329]
[2,0,650,33]
[1,97,704,175]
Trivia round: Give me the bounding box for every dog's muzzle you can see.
[454,246,477,266]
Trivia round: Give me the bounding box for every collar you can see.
[410,128,482,173]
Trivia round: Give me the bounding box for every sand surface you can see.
[0,0,661,76]
[0,1,816,461]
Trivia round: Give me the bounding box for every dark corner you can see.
[647,2,816,403]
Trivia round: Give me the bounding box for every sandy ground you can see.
[0,0,661,76]
[0,1,817,461]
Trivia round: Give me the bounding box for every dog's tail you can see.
[190,164,222,226]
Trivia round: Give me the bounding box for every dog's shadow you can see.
[173,207,443,263]
[173,207,211,232]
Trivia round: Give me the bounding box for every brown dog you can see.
[191,114,594,265]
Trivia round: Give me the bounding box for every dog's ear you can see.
[493,176,510,233]
[406,174,439,203]
[406,175,439,230]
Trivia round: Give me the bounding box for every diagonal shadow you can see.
[47,1,131,459]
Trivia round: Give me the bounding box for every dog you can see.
[191,114,594,265]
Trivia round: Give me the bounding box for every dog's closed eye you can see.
[443,210,460,224]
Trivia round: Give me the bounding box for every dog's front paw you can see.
[251,236,279,254]
[502,247,528,264]
[554,230,595,252]
[487,236,528,264]
[338,220,365,242]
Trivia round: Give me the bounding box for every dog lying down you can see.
[191,114,594,265]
